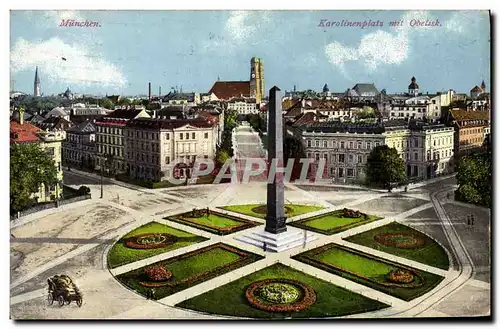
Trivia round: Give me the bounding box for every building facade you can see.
[62,120,97,169]
[227,98,259,115]
[124,118,217,181]
[294,120,454,183]
[95,109,150,174]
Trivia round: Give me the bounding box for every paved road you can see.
[233,123,268,183]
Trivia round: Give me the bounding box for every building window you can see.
[375,142,380,147]
[339,154,345,163]
[340,141,345,149]
[414,138,419,147]
[357,155,363,163]
[348,154,354,162]
[332,141,337,148]
[406,152,409,160]
[414,152,418,160]
[338,168,344,177]
[331,154,337,162]
[323,141,328,148]
[347,168,354,177]
[367,142,371,149]
[307,140,312,148]
[357,141,362,149]
[349,141,354,149]
[323,153,328,161]
[186,133,189,140]
[315,140,320,147]
[192,132,196,139]
[204,132,208,139]
[315,153,320,161]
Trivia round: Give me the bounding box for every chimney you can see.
[148,82,152,101]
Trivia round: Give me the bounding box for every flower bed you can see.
[137,243,257,289]
[144,265,173,282]
[388,269,414,284]
[251,205,292,215]
[245,279,316,312]
[374,233,426,249]
[295,243,426,290]
[166,210,260,235]
[289,209,380,235]
[124,233,178,250]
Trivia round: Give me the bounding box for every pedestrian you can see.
[471,214,475,226]
[151,288,156,300]
[206,207,210,216]
[466,215,471,226]
[263,242,267,252]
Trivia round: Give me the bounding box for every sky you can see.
[9,10,491,97]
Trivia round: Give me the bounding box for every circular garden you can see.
[374,233,425,249]
[124,233,178,250]
[245,279,316,312]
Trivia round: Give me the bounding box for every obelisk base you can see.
[265,216,287,234]
[234,226,318,253]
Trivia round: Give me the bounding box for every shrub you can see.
[144,265,172,282]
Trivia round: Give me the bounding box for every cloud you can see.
[10,37,127,89]
[324,11,446,74]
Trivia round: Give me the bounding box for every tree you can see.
[99,98,114,109]
[366,145,407,191]
[215,150,230,168]
[357,106,376,119]
[10,143,59,213]
[456,153,491,207]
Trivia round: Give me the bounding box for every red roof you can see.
[10,119,41,144]
[209,81,250,100]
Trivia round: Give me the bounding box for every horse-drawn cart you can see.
[47,275,83,307]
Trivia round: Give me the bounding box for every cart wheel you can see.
[76,297,82,307]
[47,293,54,305]
[58,295,65,307]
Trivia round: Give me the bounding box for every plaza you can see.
[9,125,491,319]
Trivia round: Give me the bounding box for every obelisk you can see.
[265,86,287,234]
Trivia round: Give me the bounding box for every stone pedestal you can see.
[234,226,317,253]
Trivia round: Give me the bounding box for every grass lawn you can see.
[189,214,242,227]
[116,243,263,299]
[345,222,450,270]
[220,204,324,219]
[107,221,208,269]
[293,244,444,301]
[166,211,260,235]
[177,263,389,318]
[289,210,381,235]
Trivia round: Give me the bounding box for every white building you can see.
[227,98,259,115]
[70,103,112,116]
[124,118,217,181]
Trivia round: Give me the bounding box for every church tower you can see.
[408,76,419,97]
[34,66,41,97]
[250,57,264,104]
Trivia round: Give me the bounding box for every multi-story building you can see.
[10,108,64,202]
[294,120,454,183]
[227,97,258,115]
[446,109,490,158]
[95,108,150,174]
[407,122,455,178]
[62,120,97,169]
[70,103,111,116]
[124,118,217,181]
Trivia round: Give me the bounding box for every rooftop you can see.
[209,81,250,100]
